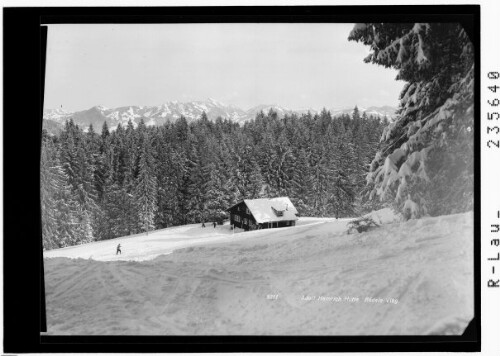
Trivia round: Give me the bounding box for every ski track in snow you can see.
[43,212,474,335]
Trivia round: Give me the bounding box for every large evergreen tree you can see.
[134,133,158,233]
[349,22,474,218]
[291,148,314,215]
[41,136,81,249]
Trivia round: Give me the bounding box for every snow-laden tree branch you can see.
[349,23,474,218]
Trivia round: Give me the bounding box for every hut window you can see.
[272,206,284,217]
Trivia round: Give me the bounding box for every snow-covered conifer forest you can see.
[41,108,388,250]
[41,22,474,250]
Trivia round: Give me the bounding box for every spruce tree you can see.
[291,148,314,215]
[239,147,264,199]
[186,160,205,222]
[41,137,81,249]
[134,133,158,233]
[349,22,474,218]
[328,128,357,218]
[204,162,228,222]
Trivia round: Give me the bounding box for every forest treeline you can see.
[41,108,387,249]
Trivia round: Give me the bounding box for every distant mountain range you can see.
[43,98,397,134]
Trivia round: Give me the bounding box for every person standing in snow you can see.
[202,221,206,228]
[116,244,121,255]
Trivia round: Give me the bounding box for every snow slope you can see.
[43,212,474,335]
[43,217,332,262]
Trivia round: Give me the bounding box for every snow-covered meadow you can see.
[43,217,339,261]
[43,210,474,335]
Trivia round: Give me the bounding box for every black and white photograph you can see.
[38,18,477,338]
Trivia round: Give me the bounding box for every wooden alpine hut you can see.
[227,197,299,231]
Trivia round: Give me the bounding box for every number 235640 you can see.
[487,71,500,148]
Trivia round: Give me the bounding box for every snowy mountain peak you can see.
[206,97,224,107]
[330,105,397,118]
[43,108,72,123]
[43,100,397,134]
[47,107,69,114]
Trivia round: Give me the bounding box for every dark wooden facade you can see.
[227,200,296,232]
[228,201,257,231]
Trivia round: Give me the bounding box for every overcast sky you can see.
[44,23,404,112]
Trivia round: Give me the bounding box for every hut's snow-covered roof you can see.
[242,197,298,224]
